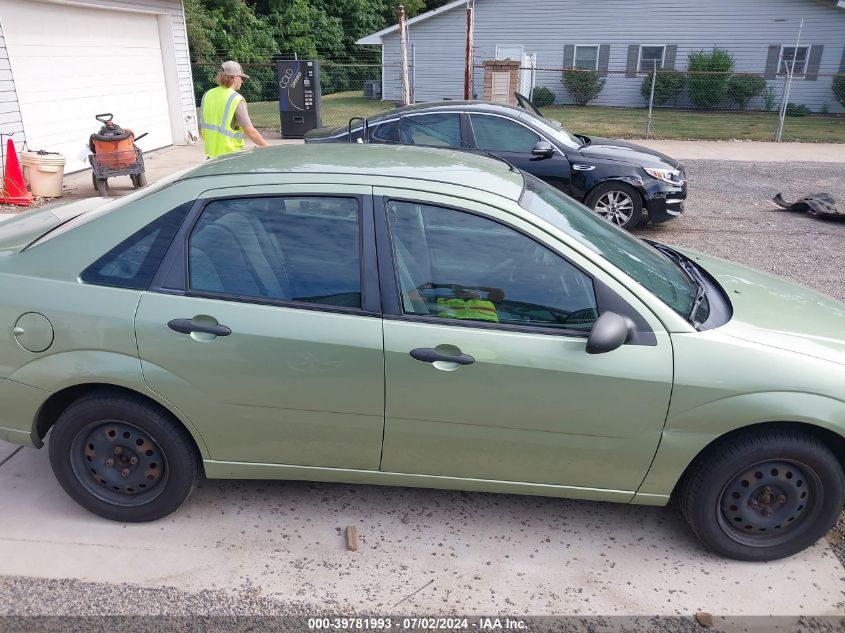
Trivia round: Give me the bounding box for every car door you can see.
[134,186,385,469]
[376,190,673,497]
[467,113,572,193]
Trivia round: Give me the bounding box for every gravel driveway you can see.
[1,159,844,626]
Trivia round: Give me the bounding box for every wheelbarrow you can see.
[88,113,148,197]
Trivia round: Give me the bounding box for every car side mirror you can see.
[586,311,632,354]
[531,141,555,160]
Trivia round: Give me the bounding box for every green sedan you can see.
[0,145,843,562]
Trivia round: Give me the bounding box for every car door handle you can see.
[409,348,475,366]
[167,318,231,337]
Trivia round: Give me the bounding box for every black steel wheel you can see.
[680,429,844,561]
[49,390,199,522]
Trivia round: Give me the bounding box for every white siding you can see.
[0,0,196,173]
[381,0,845,113]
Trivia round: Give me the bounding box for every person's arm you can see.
[234,102,269,147]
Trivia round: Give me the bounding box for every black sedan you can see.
[305,97,687,230]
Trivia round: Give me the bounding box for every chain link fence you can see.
[467,64,845,142]
[191,61,405,132]
[192,58,843,142]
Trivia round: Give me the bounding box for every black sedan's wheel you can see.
[48,391,198,522]
[584,182,643,230]
[680,430,844,561]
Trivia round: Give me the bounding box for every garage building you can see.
[0,0,198,174]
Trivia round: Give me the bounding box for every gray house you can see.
[358,0,845,112]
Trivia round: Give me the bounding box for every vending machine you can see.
[276,59,322,138]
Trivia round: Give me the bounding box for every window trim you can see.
[379,196,635,340]
[466,112,549,153]
[149,192,382,317]
[637,44,666,74]
[573,44,600,71]
[778,44,810,77]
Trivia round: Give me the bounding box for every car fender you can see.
[577,174,646,204]
[7,350,210,456]
[634,390,845,503]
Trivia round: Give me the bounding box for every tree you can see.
[726,74,767,110]
[832,74,845,109]
[687,48,734,109]
[640,72,685,106]
[562,70,605,106]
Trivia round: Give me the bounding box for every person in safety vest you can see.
[200,60,269,158]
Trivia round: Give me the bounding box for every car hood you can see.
[680,248,845,366]
[578,136,680,170]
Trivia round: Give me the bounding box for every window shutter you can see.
[598,44,610,77]
[626,45,639,77]
[563,45,575,69]
[664,45,677,71]
[805,45,823,80]
[840,44,845,72]
[491,72,510,102]
[765,45,780,78]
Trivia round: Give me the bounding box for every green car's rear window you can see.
[80,202,192,290]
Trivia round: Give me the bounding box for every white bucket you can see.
[21,151,66,198]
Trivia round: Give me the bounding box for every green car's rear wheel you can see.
[680,430,844,561]
[49,391,198,522]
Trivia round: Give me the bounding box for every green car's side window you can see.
[187,196,362,309]
[81,202,193,290]
[386,200,598,332]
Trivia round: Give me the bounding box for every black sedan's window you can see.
[469,114,540,153]
[81,202,192,290]
[399,114,462,148]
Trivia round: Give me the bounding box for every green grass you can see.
[240,91,845,142]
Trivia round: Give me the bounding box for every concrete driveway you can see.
[0,442,843,616]
[1,142,845,617]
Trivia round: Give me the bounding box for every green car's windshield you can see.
[519,174,697,319]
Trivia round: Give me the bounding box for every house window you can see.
[778,46,809,76]
[496,45,524,61]
[638,45,665,73]
[574,46,599,71]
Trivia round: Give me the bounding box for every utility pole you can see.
[775,17,803,142]
[464,0,474,100]
[398,5,411,106]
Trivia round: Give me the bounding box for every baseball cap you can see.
[220,60,249,78]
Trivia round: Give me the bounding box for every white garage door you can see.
[2,0,173,173]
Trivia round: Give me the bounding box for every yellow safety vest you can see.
[436,297,500,323]
[200,86,246,158]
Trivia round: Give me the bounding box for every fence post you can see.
[646,60,657,139]
[398,5,410,106]
[775,17,804,141]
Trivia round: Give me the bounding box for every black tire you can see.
[583,181,644,231]
[679,429,844,561]
[130,173,147,189]
[48,391,198,522]
[95,177,109,197]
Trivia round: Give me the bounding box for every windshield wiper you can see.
[650,242,708,326]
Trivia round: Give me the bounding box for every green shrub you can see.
[640,72,686,106]
[762,85,777,112]
[726,74,767,109]
[531,86,556,107]
[832,74,845,109]
[687,48,734,108]
[562,70,605,106]
[785,102,811,117]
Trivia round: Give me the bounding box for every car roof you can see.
[179,143,526,201]
[370,100,529,119]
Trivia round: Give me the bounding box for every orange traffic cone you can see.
[1,138,33,206]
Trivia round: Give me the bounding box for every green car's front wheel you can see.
[48,391,199,522]
[680,430,844,561]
